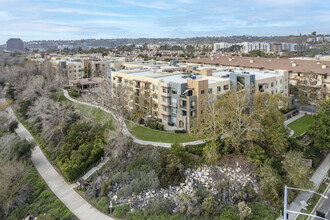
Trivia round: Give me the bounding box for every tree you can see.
[259,162,282,206]
[309,99,330,150]
[11,139,34,162]
[296,72,319,105]
[201,195,218,216]
[238,201,253,220]
[191,90,288,153]
[203,140,221,165]
[282,151,313,189]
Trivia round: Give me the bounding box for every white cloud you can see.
[119,0,173,10]
[0,11,17,20]
[44,8,134,17]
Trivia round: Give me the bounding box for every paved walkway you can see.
[82,157,110,181]
[288,152,330,220]
[63,89,204,148]
[1,86,114,220]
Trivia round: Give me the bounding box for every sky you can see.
[0,0,329,44]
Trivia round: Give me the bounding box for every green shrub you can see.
[100,180,110,197]
[157,123,164,131]
[145,119,164,131]
[145,119,158,130]
[57,121,105,181]
[11,139,34,162]
[144,197,171,218]
[126,209,144,220]
[113,204,130,218]
[69,90,78,97]
[9,120,18,132]
[92,196,110,213]
[247,145,266,163]
[17,99,34,118]
[219,205,239,220]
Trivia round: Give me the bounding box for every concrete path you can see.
[82,157,110,181]
[284,112,305,126]
[287,153,330,220]
[63,89,204,148]
[1,86,114,220]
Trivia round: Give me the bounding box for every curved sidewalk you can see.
[8,107,114,220]
[63,89,204,148]
[0,86,113,220]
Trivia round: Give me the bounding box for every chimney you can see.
[250,59,254,63]
[322,64,327,69]
[210,57,214,60]
[229,58,233,61]
[292,62,297,67]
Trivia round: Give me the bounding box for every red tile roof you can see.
[186,57,330,75]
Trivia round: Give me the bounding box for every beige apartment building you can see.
[112,65,288,131]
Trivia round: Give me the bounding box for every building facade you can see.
[6,38,24,51]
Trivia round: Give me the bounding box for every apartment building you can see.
[187,56,329,100]
[213,42,309,53]
[112,65,288,131]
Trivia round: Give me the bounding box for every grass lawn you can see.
[126,121,196,143]
[64,92,197,143]
[75,104,116,131]
[288,115,314,137]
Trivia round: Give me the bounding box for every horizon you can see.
[1,0,329,45]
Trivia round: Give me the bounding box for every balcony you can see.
[180,105,187,109]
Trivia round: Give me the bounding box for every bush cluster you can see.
[145,119,164,131]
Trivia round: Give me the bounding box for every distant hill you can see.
[5,34,330,51]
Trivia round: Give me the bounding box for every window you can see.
[153,85,158,90]
[325,75,328,79]
[162,97,169,103]
[163,106,168,111]
[324,84,327,88]
[271,82,274,87]
[298,73,301,76]
[280,79,282,84]
[163,88,169,93]
[224,85,229,90]
[153,93,158,99]
[113,77,115,80]
[265,84,269,89]
[217,86,221,92]
[172,89,177,94]
[190,111,196,117]
[163,115,169,121]
[208,88,212,94]
[313,75,318,79]
[172,108,177,114]
[201,90,205,94]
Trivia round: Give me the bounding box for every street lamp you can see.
[283,185,328,220]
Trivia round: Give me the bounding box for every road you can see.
[1,85,114,220]
[309,184,330,220]
[288,153,330,220]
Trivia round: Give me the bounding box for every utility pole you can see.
[283,185,328,220]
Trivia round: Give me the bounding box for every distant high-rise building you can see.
[6,38,24,51]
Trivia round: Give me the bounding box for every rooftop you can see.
[187,56,330,75]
